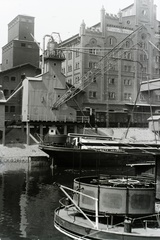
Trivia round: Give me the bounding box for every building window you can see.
[108,92,115,99]
[5,106,9,112]
[4,89,9,97]
[139,42,146,49]
[108,63,115,70]
[142,9,147,16]
[109,37,113,46]
[156,95,160,101]
[21,43,26,47]
[10,106,15,112]
[21,18,27,22]
[89,62,98,69]
[89,49,96,55]
[108,78,115,85]
[139,93,146,101]
[68,51,72,60]
[75,76,80,83]
[68,65,72,72]
[141,33,146,40]
[89,91,97,99]
[124,52,132,59]
[156,56,160,63]
[89,75,96,83]
[124,79,132,86]
[124,93,132,100]
[75,62,80,69]
[140,54,147,61]
[68,79,72,84]
[124,65,131,72]
[155,68,160,75]
[62,67,65,74]
[126,41,130,48]
[93,76,96,82]
[76,50,80,57]
[143,67,147,73]
[11,76,16,81]
[89,62,92,68]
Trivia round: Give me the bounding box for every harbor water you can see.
[0,161,135,240]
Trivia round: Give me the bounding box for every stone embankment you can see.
[0,143,48,162]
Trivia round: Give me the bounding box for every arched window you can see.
[107,36,117,46]
[124,51,132,59]
[126,41,130,48]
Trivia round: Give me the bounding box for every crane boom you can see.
[52,25,144,109]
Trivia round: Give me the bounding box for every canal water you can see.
[0,161,134,240]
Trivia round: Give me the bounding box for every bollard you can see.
[124,218,132,233]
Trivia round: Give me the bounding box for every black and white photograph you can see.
[0,0,160,239]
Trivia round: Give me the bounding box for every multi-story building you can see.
[60,0,160,127]
[0,64,40,122]
[2,15,39,71]
[0,15,40,122]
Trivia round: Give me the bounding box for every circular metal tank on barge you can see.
[73,175,155,216]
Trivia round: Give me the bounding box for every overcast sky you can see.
[0,0,160,60]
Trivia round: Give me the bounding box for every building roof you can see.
[125,103,160,107]
[140,78,160,91]
[8,15,35,27]
[61,34,79,45]
[0,63,41,75]
[148,116,160,121]
[26,76,42,81]
[121,4,134,12]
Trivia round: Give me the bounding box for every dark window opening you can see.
[11,76,16,81]
[5,106,9,112]
[10,106,15,113]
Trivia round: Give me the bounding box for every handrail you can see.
[56,183,99,229]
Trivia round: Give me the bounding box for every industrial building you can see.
[0,15,40,123]
[60,0,160,127]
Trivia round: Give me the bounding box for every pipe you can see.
[42,34,54,74]
[6,85,23,102]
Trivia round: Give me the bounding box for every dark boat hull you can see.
[39,144,155,168]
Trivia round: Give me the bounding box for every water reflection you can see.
[0,162,71,240]
[0,162,134,240]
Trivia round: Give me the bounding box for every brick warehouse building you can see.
[60,0,160,127]
[0,15,40,122]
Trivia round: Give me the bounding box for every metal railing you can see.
[27,114,90,123]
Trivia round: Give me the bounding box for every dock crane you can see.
[52,25,144,110]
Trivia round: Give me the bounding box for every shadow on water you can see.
[0,161,135,240]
